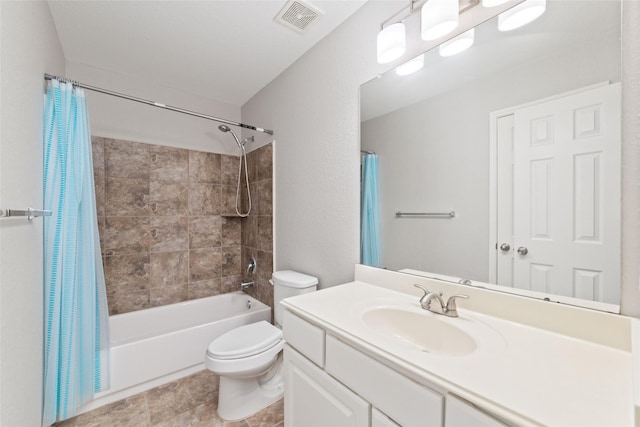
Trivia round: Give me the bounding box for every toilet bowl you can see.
[205,270,318,421]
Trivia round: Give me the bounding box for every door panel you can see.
[508,83,620,303]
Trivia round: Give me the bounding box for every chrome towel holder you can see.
[395,211,456,218]
[0,208,52,220]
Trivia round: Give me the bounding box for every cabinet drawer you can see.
[282,309,325,367]
[326,335,443,427]
[284,345,370,427]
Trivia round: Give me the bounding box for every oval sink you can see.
[362,308,477,356]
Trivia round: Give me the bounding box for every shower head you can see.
[218,124,241,148]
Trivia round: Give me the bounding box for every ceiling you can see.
[47,0,368,106]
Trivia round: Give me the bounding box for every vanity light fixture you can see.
[421,0,459,41]
[498,0,546,31]
[377,22,407,64]
[439,28,475,57]
[395,54,425,76]
[377,0,478,65]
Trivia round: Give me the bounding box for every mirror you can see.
[360,1,621,311]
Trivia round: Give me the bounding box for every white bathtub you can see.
[78,292,271,414]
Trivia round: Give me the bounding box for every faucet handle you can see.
[445,294,469,316]
[413,284,430,297]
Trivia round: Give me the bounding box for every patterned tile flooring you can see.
[55,370,284,427]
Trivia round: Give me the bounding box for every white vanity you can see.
[281,265,637,426]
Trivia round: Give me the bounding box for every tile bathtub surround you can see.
[92,137,274,315]
[55,370,284,427]
[239,144,274,310]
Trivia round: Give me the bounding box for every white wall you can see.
[362,37,619,281]
[66,62,244,156]
[242,1,482,288]
[620,0,640,317]
[0,1,65,424]
[243,1,640,316]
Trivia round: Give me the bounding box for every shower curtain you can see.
[361,153,381,267]
[42,79,110,425]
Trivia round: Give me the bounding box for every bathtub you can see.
[78,292,271,414]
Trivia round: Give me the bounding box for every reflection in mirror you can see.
[360,1,621,311]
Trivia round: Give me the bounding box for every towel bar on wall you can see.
[0,208,52,220]
[395,211,456,218]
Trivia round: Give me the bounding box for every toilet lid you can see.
[207,321,283,360]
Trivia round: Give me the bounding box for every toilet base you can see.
[216,357,284,421]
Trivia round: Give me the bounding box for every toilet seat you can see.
[207,321,282,360]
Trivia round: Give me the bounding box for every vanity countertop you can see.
[282,279,635,426]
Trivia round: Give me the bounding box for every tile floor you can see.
[55,370,284,427]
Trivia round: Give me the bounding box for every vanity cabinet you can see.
[284,308,507,427]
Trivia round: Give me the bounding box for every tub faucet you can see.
[241,281,254,291]
[413,284,469,318]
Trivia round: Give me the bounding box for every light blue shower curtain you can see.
[42,79,110,426]
[361,153,381,267]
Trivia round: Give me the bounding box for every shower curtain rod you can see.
[44,73,274,136]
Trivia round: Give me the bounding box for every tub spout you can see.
[241,281,255,291]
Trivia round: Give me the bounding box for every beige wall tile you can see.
[104,254,150,295]
[189,151,221,183]
[188,279,222,299]
[108,289,150,315]
[104,216,151,256]
[150,251,189,287]
[150,283,189,307]
[93,139,272,314]
[150,145,188,182]
[188,183,222,215]
[149,216,188,252]
[221,217,241,246]
[105,177,151,216]
[222,246,242,277]
[189,247,222,281]
[149,180,188,216]
[221,154,238,186]
[189,216,222,249]
[105,138,150,179]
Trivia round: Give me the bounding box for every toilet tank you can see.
[273,270,318,327]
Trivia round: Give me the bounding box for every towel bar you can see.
[395,211,455,218]
[0,208,52,220]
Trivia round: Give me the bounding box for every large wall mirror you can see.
[360,0,622,311]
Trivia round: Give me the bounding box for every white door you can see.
[507,83,621,303]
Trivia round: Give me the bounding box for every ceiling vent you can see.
[275,0,322,33]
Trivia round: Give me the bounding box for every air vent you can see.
[275,0,322,33]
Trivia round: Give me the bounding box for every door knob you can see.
[499,243,511,252]
[517,246,528,255]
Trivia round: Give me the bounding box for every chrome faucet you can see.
[241,281,255,291]
[414,284,469,318]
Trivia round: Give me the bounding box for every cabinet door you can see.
[284,345,370,427]
[445,395,509,427]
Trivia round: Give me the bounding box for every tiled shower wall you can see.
[92,137,273,315]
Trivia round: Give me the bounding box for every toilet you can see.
[205,270,318,421]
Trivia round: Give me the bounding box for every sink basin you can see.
[362,307,477,356]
